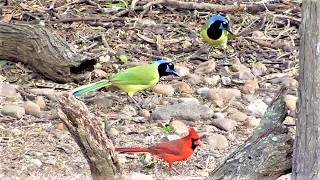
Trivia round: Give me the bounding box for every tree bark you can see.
[0,22,95,83]
[292,1,320,179]
[57,93,122,180]
[208,87,293,180]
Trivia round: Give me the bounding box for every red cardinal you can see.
[115,127,201,168]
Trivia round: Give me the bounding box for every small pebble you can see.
[138,109,150,117]
[211,118,237,131]
[30,159,42,167]
[1,104,25,119]
[152,84,175,95]
[35,96,46,109]
[229,111,248,122]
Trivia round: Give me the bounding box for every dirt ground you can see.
[0,0,300,179]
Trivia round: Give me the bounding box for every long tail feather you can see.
[115,147,150,153]
[72,79,111,96]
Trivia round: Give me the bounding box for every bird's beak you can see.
[172,70,180,77]
[226,26,233,34]
[195,139,201,147]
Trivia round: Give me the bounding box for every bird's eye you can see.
[222,23,229,29]
[168,63,174,70]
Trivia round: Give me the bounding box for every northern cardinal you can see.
[115,127,201,168]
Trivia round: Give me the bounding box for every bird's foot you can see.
[129,97,142,110]
[170,167,181,174]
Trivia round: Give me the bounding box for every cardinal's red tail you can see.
[115,147,150,153]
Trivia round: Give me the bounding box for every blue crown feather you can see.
[208,15,229,24]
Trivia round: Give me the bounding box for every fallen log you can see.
[57,93,122,180]
[0,22,96,83]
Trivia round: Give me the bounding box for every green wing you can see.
[201,21,210,31]
[110,64,159,86]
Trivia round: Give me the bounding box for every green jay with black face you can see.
[200,14,233,55]
[72,59,179,108]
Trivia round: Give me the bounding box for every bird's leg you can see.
[207,45,214,59]
[170,166,181,174]
[129,96,142,110]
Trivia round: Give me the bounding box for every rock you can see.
[152,102,214,121]
[56,123,65,130]
[221,76,232,85]
[93,69,108,78]
[109,128,119,136]
[138,109,150,117]
[284,116,295,126]
[211,118,237,131]
[251,62,267,76]
[282,78,298,88]
[121,105,137,118]
[0,82,21,100]
[276,174,292,180]
[170,120,189,135]
[284,95,297,111]
[44,157,56,165]
[229,111,248,122]
[27,88,60,101]
[174,65,190,77]
[235,70,254,80]
[30,159,42,167]
[24,101,41,116]
[194,60,216,74]
[11,128,23,136]
[98,54,110,63]
[207,88,241,107]
[241,80,259,94]
[186,74,202,85]
[206,134,229,150]
[126,172,154,180]
[152,84,175,95]
[33,152,43,157]
[93,98,114,111]
[1,104,25,119]
[230,64,250,72]
[35,96,46,109]
[178,98,199,104]
[183,40,192,49]
[212,112,225,119]
[227,133,236,141]
[247,99,268,117]
[244,117,261,127]
[173,82,191,93]
[241,83,255,94]
[197,87,210,97]
[204,125,218,132]
[162,134,181,142]
[204,75,220,85]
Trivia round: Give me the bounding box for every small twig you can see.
[49,17,125,23]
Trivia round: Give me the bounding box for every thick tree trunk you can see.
[208,87,293,180]
[0,22,95,83]
[57,94,122,180]
[292,1,320,179]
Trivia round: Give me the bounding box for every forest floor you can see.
[0,0,300,180]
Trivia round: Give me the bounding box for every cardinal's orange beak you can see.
[195,139,201,147]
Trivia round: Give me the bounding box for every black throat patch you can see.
[206,20,224,40]
[191,138,199,150]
